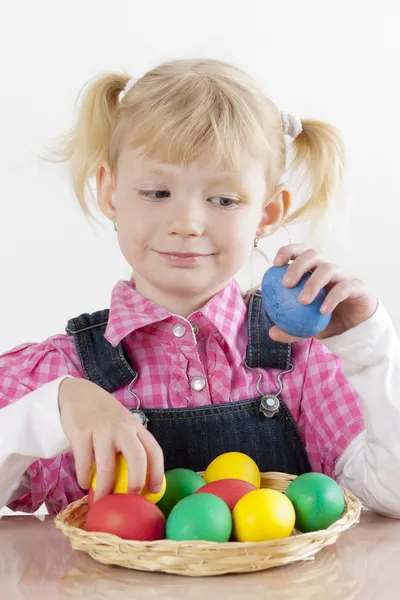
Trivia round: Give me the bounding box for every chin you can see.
[158,273,218,296]
[163,281,212,296]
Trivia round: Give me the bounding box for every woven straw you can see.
[54,472,362,577]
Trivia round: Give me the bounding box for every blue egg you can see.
[261,265,332,338]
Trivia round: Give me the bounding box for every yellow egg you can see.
[90,453,166,504]
[232,489,295,542]
[141,477,167,503]
[204,452,260,489]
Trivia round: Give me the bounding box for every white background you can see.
[0,1,399,513]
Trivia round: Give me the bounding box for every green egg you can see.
[285,472,345,533]
[166,493,232,542]
[156,468,206,517]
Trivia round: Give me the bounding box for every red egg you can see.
[87,487,95,509]
[85,494,166,541]
[195,478,257,511]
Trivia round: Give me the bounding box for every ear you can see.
[96,161,117,221]
[257,186,292,236]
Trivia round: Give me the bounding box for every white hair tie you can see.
[119,77,137,103]
[280,111,303,139]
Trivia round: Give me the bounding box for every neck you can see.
[133,276,231,317]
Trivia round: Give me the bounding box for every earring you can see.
[253,234,260,248]
[113,220,117,232]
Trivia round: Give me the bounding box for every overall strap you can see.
[66,291,291,393]
[65,310,136,393]
[245,291,291,370]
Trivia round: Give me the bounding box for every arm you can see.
[323,301,400,518]
[0,341,74,511]
[269,243,400,518]
[0,376,72,508]
[0,339,165,513]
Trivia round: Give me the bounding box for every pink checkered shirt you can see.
[0,278,364,514]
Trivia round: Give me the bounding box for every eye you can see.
[139,190,170,200]
[209,196,239,208]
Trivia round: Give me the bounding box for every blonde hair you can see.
[48,58,345,224]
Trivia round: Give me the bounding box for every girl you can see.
[1,59,400,517]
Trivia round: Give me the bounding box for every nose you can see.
[168,199,205,238]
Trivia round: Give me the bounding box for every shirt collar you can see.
[198,278,247,364]
[104,279,248,365]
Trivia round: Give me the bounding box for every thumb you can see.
[269,325,303,344]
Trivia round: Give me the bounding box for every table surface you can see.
[0,509,399,600]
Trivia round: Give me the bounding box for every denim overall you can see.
[66,291,311,475]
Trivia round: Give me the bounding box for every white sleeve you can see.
[321,301,400,518]
[0,376,73,509]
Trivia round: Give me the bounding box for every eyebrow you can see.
[145,167,249,195]
[147,167,240,178]
[146,167,174,177]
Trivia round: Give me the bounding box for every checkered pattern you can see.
[0,278,364,513]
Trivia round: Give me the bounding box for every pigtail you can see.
[285,119,346,224]
[47,72,130,216]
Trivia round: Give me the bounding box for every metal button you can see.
[259,394,280,418]
[190,376,206,391]
[191,322,199,335]
[172,323,186,338]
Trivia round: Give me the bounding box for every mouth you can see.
[160,252,212,258]
[154,250,214,267]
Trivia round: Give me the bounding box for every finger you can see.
[282,249,326,288]
[137,428,165,493]
[92,436,117,502]
[72,432,94,490]
[297,262,337,304]
[273,243,307,266]
[269,325,303,343]
[321,279,366,314]
[118,434,148,494]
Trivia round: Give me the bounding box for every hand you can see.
[58,378,164,502]
[269,244,378,343]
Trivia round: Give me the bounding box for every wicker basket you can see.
[54,472,362,577]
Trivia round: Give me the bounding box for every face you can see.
[97,148,289,314]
